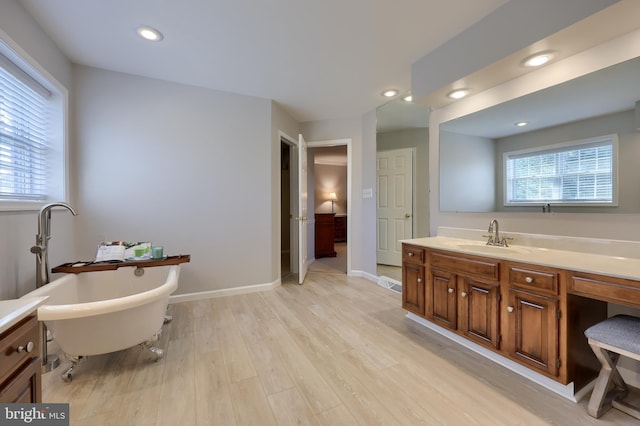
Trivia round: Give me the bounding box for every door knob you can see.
[405,213,411,218]
[507,306,514,313]
[448,288,454,294]
[461,291,467,297]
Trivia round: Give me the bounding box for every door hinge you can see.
[556,358,561,369]
[557,309,561,320]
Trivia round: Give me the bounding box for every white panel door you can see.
[376,148,413,266]
[298,134,308,284]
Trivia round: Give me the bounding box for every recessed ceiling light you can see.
[136,26,164,42]
[522,51,554,67]
[447,89,470,100]
[402,94,413,102]
[382,89,399,98]
[515,121,528,127]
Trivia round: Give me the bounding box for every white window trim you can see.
[0,29,69,212]
[503,134,619,207]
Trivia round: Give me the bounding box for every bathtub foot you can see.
[142,331,164,362]
[61,368,73,383]
[163,314,173,324]
[148,346,164,361]
[61,356,81,383]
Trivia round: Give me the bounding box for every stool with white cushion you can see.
[584,314,640,419]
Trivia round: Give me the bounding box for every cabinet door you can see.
[402,263,425,315]
[430,268,457,330]
[0,356,42,403]
[458,278,500,349]
[507,289,559,377]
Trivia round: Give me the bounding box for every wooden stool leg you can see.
[588,344,628,418]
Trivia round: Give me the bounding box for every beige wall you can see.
[73,65,274,295]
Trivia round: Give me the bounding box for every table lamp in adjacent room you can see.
[329,192,337,213]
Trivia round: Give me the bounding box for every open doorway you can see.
[281,137,352,282]
[306,139,352,276]
[280,140,293,279]
[308,145,348,274]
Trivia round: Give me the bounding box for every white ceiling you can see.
[19,0,507,123]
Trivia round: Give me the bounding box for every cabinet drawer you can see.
[0,315,39,386]
[509,265,558,295]
[570,273,640,307]
[403,245,425,264]
[429,251,499,281]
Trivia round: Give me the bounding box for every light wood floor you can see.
[42,272,638,425]
[377,264,402,282]
[308,242,347,274]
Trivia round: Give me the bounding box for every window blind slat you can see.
[0,57,49,201]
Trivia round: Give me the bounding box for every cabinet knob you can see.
[17,341,34,353]
[525,276,534,283]
[461,291,467,297]
[408,252,414,257]
[507,306,514,313]
[448,288,454,294]
[417,277,422,283]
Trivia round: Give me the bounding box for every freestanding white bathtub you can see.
[22,264,179,362]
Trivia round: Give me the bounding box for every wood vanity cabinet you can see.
[504,263,560,378]
[402,245,426,315]
[0,315,42,403]
[428,250,501,348]
[402,242,609,389]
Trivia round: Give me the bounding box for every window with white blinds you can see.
[504,135,618,206]
[0,44,64,209]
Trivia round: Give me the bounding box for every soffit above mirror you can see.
[416,0,640,109]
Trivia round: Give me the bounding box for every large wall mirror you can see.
[439,56,640,214]
[375,99,429,279]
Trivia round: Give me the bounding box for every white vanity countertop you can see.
[402,235,640,281]
[0,297,48,334]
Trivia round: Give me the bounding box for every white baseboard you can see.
[406,312,584,402]
[169,278,281,303]
[350,270,378,283]
[171,267,379,303]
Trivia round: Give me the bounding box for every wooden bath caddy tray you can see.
[52,254,191,274]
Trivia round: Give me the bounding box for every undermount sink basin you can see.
[452,243,533,255]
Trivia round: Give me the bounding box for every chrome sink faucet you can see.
[30,202,77,288]
[486,219,510,247]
